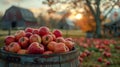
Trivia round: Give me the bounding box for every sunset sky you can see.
[0,0,46,14]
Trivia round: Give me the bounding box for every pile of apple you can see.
[74,37,119,66]
[3,26,75,55]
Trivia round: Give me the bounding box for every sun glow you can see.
[75,13,83,20]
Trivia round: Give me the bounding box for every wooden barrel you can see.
[0,47,80,67]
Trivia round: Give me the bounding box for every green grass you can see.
[0,30,17,47]
[0,36,4,47]
[61,30,86,37]
[0,29,17,36]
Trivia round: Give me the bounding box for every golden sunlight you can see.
[75,13,83,20]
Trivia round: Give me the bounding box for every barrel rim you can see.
[0,47,79,57]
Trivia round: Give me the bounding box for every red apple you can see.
[65,45,69,52]
[86,38,91,44]
[38,26,50,37]
[97,57,103,62]
[115,46,120,49]
[54,42,67,53]
[84,50,91,56]
[47,41,57,51]
[32,29,39,34]
[49,32,56,41]
[95,44,100,49]
[106,52,111,57]
[65,41,74,50]
[65,38,73,41]
[99,44,106,49]
[25,27,33,33]
[103,51,111,57]
[104,47,110,52]
[4,46,9,51]
[56,37,65,43]
[104,59,111,66]
[110,39,116,44]
[43,51,53,58]
[18,37,29,48]
[17,49,28,54]
[52,29,62,38]
[79,37,86,42]
[105,61,111,65]
[103,40,110,45]
[83,43,88,48]
[93,39,102,45]
[51,34,56,41]
[42,34,53,45]
[80,52,87,58]
[4,35,15,46]
[25,32,32,38]
[78,56,83,62]
[15,30,26,41]
[43,51,53,55]
[28,42,44,54]
[8,42,21,53]
[29,34,41,43]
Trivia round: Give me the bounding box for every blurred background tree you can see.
[42,0,120,37]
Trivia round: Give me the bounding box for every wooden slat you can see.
[0,48,80,67]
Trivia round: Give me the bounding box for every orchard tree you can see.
[85,0,120,37]
[43,0,120,37]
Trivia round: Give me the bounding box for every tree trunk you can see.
[95,17,101,38]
